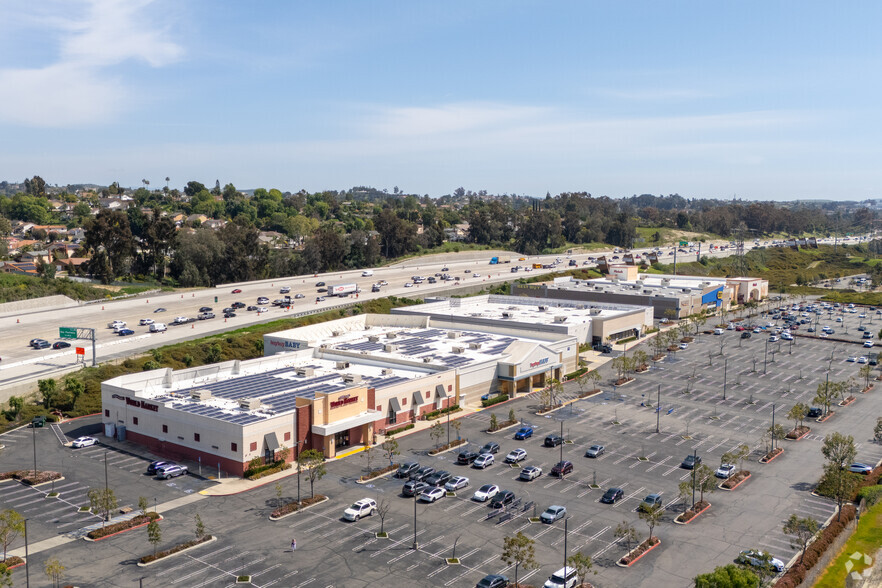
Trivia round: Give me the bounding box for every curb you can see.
[817,412,835,423]
[760,449,784,464]
[356,467,398,485]
[427,440,468,456]
[674,502,711,525]
[615,538,661,567]
[719,472,751,491]
[785,428,811,442]
[839,396,856,407]
[486,422,520,435]
[269,495,329,521]
[83,514,163,542]
[28,476,65,488]
[137,535,216,567]
[2,558,25,570]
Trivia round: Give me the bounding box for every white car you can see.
[149,323,167,333]
[139,318,154,326]
[504,448,527,463]
[342,498,377,521]
[256,307,268,313]
[836,317,843,322]
[678,342,688,349]
[108,320,126,329]
[858,356,869,364]
[173,316,188,324]
[420,487,445,503]
[71,436,97,448]
[715,463,736,478]
[472,273,481,278]
[864,341,875,348]
[768,335,779,342]
[519,465,542,481]
[445,476,470,491]
[472,453,494,469]
[781,333,793,341]
[279,286,290,293]
[472,483,499,502]
[404,282,413,288]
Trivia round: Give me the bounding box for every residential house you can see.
[0,261,38,275]
[203,219,227,230]
[186,214,209,225]
[20,250,52,264]
[55,258,89,274]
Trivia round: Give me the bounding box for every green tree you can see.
[43,556,65,588]
[489,413,498,431]
[0,509,25,561]
[382,437,400,465]
[138,496,148,517]
[362,443,375,473]
[500,532,538,587]
[813,379,837,416]
[821,432,859,519]
[5,396,23,421]
[83,209,136,283]
[87,487,118,525]
[0,563,11,588]
[786,403,808,435]
[298,449,326,498]
[429,421,444,449]
[694,564,759,588]
[875,417,882,445]
[194,513,206,540]
[614,520,640,554]
[147,518,161,556]
[38,378,57,410]
[64,378,85,411]
[508,407,516,424]
[566,551,596,587]
[782,514,819,564]
[695,464,717,504]
[766,424,786,452]
[860,365,873,390]
[637,503,663,541]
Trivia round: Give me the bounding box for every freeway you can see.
[0,235,862,400]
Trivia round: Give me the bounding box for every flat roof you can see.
[546,277,700,298]
[107,353,431,426]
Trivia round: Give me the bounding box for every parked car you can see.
[147,461,173,475]
[716,463,736,478]
[637,493,663,512]
[490,490,515,509]
[472,484,499,502]
[419,487,446,503]
[681,455,702,469]
[473,454,495,469]
[476,574,508,588]
[679,342,689,349]
[504,448,527,463]
[479,442,500,455]
[736,550,785,573]
[410,466,436,481]
[849,463,874,475]
[807,407,823,418]
[424,470,452,487]
[600,487,624,504]
[544,434,564,447]
[343,498,377,521]
[71,436,97,448]
[551,461,573,477]
[519,465,542,481]
[585,444,605,458]
[445,476,469,491]
[155,464,188,479]
[540,505,567,523]
[741,332,752,339]
[457,451,479,465]
[514,426,534,440]
[396,462,420,478]
[402,480,430,497]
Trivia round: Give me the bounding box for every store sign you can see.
[330,394,358,409]
[529,357,550,369]
[111,393,159,412]
[268,339,301,349]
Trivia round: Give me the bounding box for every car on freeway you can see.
[519,465,542,481]
[473,454,494,469]
[396,462,420,478]
[424,470,452,487]
[849,463,874,475]
[315,296,326,302]
[198,306,213,313]
[197,312,215,320]
[294,293,305,299]
[402,480,430,497]
[231,288,242,294]
[456,451,479,465]
[410,465,436,481]
[149,323,167,332]
[256,307,268,313]
[490,490,515,509]
[153,307,166,313]
[480,442,500,455]
[315,282,325,287]
[445,476,470,491]
[551,461,573,477]
[173,316,188,324]
[681,454,702,469]
[544,434,564,447]
[343,498,377,521]
[52,341,71,349]
[472,273,481,278]
[585,444,605,458]
[736,550,785,573]
[246,305,258,311]
[419,487,446,503]
[147,461,173,475]
[472,484,499,502]
[716,463,736,478]
[280,286,290,294]
[600,487,624,504]
[638,493,663,512]
[223,312,237,318]
[475,574,508,588]
[108,320,126,329]
[117,328,135,336]
[30,338,49,349]
[232,302,246,309]
[155,464,188,479]
[71,436,97,448]
[139,318,154,326]
[505,448,527,463]
[514,426,534,440]
[540,505,567,523]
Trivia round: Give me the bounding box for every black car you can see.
[231,302,246,309]
[396,462,420,478]
[424,470,452,487]
[741,332,752,339]
[402,480,430,497]
[223,312,237,318]
[246,305,258,311]
[479,442,500,455]
[681,455,702,469]
[316,281,326,287]
[489,490,515,509]
[600,487,624,504]
[544,434,564,447]
[222,307,235,314]
[52,341,71,349]
[551,461,573,477]
[410,465,436,481]
[456,451,479,465]
[147,460,173,475]
[476,574,508,588]
[198,306,213,313]
[807,407,823,418]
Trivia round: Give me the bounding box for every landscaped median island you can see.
[0,470,63,486]
[720,470,751,491]
[617,536,660,567]
[85,512,161,541]
[138,535,215,566]
[759,447,783,463]
[358,463,398,482]
[427,439,466,456]
[0,556,24,570]
[675,501,711,524]
[269,495,328,520]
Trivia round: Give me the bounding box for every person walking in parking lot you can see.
[291,538,297,551]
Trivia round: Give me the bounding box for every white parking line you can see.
[614,487,645,508]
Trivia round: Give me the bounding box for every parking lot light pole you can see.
[763,340,769,374]
[32,424,37,478]
[24,518,29,588]
[559,421,564,465]
[656,385,661,433]
[723,358,728,400]
[412,492,418,550]
[563,517,569,573]
[691,449,697,509]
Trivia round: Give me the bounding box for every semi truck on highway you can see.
[329,283,357,297]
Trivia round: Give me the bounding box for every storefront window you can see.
[388,405,397,425]
[335,430,350,449]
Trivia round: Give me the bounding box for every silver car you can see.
[155,464,188,479]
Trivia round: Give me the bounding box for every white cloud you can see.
[0,0,182,127]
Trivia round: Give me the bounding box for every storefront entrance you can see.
[335,430,350,449]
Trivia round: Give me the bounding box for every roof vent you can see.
[589,309,601,316]
[332,330,341,337]
[422,357,433,363]
[360,350,369,355]
[554,316,567,323]
[383,343,398,352]
[452,346,464,354]
[469,342,482,350]
[538,306,548,311]
[335,361,350,370]
[368,335,380,343]
[448,331,461,339]
[239,398,260,411]
[191,389,211,401]
[501,312,511,318]
[342,373,362,384]
[296,367,314,377]
[386,332,397,339]
[382,368,394,375]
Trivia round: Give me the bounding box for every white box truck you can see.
[329,283,357,297]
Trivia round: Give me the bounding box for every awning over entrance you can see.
[389,397,408,414]
[435,384,448,399]
[311,410,380,436]
[413,390,426,406]
[264,432,280,452]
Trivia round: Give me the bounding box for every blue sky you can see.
[1,1,880,200]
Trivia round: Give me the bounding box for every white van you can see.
[149,323,167,333]
[713,328,724,335]
[544,566,579,588]
[361,270,374,277]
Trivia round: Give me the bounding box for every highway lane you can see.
[0,235,860,399]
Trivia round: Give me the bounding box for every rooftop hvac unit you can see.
[661,278,671,286]
[191,389,211,401]
[383,343,398,352]
[386,332,397,339]
[332,331,341,337]
[422,357,433,363]
[239,398,260,411]
[296,367,315,377]
[452,346,465,354]
[342,374,362,384]
[448,331,461,339]
[319,344,328,349]
[553,316,567,323]
[577,305,587,310]
[538,306,548,311]
[643,290,652,294]
[501,312,511,318]
[336,361,350,370]
[360,350,369,355]
[681,288,691,293]
[368,335,380,343]
[508,306,518,310]
[589,309,601,316]
[594,286,604,291]
[469,342,482,350]
[382,368,394,375]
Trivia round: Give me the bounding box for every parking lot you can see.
[5,297,882,587]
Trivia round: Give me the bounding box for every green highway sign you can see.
[59,327,77,339]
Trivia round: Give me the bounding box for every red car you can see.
[735,326,745,332]
[232,288,242,294]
